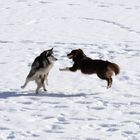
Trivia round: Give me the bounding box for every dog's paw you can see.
[44,88,47,91]
[59,67,69,71]
[59,68,64,71]
[21,85,25,89]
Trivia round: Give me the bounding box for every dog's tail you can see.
[109,63,120,75]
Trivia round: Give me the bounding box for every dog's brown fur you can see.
[60,49,120,88]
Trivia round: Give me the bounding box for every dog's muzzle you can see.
[67,54,73,59]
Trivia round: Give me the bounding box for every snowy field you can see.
[0,0,140,139]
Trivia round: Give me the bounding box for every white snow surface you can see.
[0,0,140,140]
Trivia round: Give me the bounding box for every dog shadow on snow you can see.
[0,90,101,99]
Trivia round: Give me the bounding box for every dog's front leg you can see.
[45,73,49,85]
[59,66,78,72]
[41,75,47,91]
[60,64,78,72]
[35,83,42,94]
[59,67,70,71]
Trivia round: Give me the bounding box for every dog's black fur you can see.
[60,49,120,88]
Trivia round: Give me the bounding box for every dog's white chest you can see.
[45,63,54,73]
[36,63,54,76]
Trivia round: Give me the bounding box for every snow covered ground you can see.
[0,0,140,139]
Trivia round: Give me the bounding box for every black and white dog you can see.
[21,48,57,94]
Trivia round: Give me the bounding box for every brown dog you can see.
[60,49,120,88]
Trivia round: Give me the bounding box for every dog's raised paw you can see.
[59,67,69,71]
[59,68,63,71]
[21,85,25,89]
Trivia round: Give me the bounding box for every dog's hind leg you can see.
[97,72,112,89]
[106,78,109,89]
[106,70,113,88]
[108,78,113,88]
[106,78,112,89]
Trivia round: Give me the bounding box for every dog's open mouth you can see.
[67,54,73,59]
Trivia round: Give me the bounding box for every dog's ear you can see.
[77,49,84,54]
[73,49,81,58]
[50,48,53,52]
[78,49,83,52]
